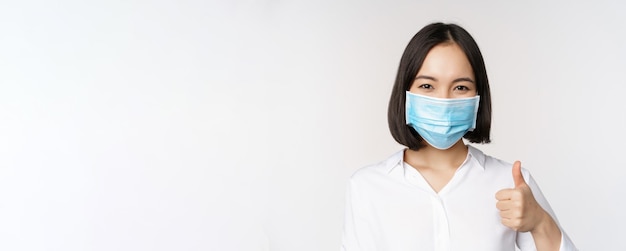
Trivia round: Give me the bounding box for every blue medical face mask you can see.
[405,91,480,150]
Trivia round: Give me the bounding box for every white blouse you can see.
[341,145,576,251]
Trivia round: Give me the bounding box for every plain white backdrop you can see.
[1,0,624,250]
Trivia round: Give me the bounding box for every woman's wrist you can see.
[530,210,562,251]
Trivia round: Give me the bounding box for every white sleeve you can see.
[341,179,377,251]
[516,169,578,251]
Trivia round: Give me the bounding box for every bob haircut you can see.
[388,22,492,150]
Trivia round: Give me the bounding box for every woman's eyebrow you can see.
[415,75,437,81]
[452,77,475,83]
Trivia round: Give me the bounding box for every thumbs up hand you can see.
[495,161,548,232]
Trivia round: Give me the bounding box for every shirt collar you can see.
[467,145,487,168]
[385,144,487,174]
[384,150,405,173]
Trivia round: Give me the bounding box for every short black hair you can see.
[388,22,492,150]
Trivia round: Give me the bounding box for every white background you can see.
[1,0,624,250]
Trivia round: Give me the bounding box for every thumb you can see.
[512,161,526,187]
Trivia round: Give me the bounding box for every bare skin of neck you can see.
[403,140,469,193]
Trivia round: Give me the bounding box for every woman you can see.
[341,23,576,251]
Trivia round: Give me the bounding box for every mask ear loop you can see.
[470,96,480,129]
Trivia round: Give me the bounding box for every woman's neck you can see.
[404,140,469,171]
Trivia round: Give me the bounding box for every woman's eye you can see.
[419,84,433,89]
[454,86,469,91]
